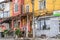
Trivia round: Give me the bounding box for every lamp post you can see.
[26,13,28,38]
[31,0,35,38]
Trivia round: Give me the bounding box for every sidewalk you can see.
[0,38,14,40]
[0,38,60,40]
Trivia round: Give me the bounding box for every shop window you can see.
[36,19,50,30]
[42,24,50,30]
[59,20,60,32]
[38,0,46,10]
[42,19,50,30]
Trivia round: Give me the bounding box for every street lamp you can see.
[31,0,35,38]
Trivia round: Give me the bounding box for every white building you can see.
[0,2,10,18]
[35,16,60,37]
[0,1,11,31]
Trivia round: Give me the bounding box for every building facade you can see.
[10,0,25,31]
[24,0,60,37]
[10,0,24,16]
[24,0,60,17]
[0,2,10,18]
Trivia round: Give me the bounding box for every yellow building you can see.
[24,0,32,13]
[10,2,13,17]
[24,0,60,17]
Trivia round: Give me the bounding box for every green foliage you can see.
[4,30,8,34]
[15,29,21,36]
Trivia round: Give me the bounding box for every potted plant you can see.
[15,28,21,38]
[3,30,9,37]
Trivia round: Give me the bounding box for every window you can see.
[14,3,18,12]
[36,18,50,30]
[41,19,50,30]
[3,11,9,18]
[26,5,29,12]
[0,3,5,10]
[59,19,60,32]
[2,3,4,7]
[0,11,3,18]
[14,21,18,28]
[39,0,46,9]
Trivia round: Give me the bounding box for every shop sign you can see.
[53,10,60,16]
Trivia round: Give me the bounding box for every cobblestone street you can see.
[0,38,14,40]
[0,38,60,40]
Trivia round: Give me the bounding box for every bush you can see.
[4,30,8,34]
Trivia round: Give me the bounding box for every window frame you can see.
[26,5,30,13]
[38,0,46,10]
[14,3,18,12]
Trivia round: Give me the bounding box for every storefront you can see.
[35,16,60,37]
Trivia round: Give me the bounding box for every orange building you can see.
[10,0,24,16]
[10,0,24,30]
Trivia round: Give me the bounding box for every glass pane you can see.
[14,3,18,12]
[26,6,29,12]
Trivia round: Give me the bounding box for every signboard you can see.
[53,10,60,16]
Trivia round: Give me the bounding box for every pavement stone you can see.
[0,38,60,40]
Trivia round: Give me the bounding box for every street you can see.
[0,38,14,40]
[0,38,60,40]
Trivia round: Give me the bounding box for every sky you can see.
[0,0,4,2]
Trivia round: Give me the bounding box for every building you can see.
[0,0,11,30]
[10,0,24,16]
[24,0,60,16]
[34,0,60,37]
[24,0,60,37]
[0,0,60,38]
[10,0,24,30]
[0,1,10,18]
